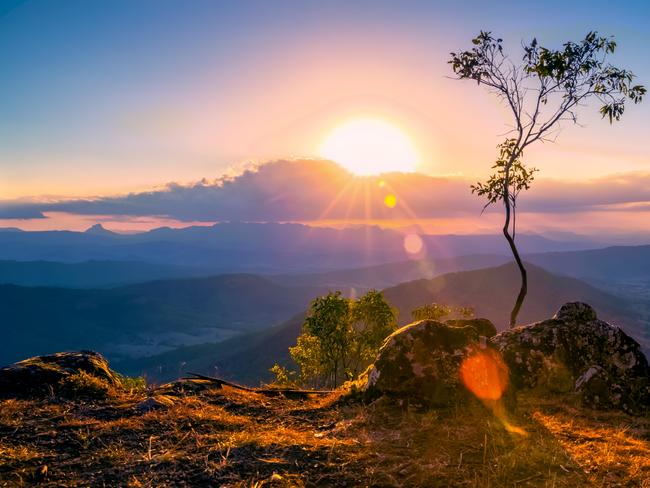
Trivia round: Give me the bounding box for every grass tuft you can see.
[58,370,115,399]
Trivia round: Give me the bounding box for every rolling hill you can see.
[527,245,650,282]
[270,254,509,289]
[382,263,646,331]
[271,244,650,291]
[121,263,649,385]
[117,313,306,386]
[0,275,330,366]
[0,260,211,288]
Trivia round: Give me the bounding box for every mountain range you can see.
[0,222,604,274]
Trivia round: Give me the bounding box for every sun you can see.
[318,118,420,175]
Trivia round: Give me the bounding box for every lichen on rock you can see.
[491,302,649,414]
[362,318,499,406]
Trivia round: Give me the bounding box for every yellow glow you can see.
[384,194,397,208]
[319,118,419,175]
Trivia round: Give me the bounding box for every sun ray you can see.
[317,177,357,222]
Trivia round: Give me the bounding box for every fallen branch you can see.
[184,372,332,398]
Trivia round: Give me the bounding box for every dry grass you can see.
[0,382,648,487]
[531,399,650,487]
[58,370,115,399]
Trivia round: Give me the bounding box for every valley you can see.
[1,229,649,387]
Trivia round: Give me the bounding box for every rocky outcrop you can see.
[362,318,498,406]
[491,302,650,413]
[0,351,122,397]
[359,303,648,414]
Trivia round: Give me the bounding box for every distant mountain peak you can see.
[84,223,116,236]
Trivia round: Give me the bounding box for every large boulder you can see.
[491,302,650,413]
[0,351,122,398]
[362,318,499,406]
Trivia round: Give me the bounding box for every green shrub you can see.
[116,374,147,394]
[59,371,113,399]
[268,364,299,389]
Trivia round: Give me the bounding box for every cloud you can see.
[524,173,650,212]
[0,202,46,219]
[0,159,649,222]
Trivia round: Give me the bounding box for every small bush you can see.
[117,374,147,394]
[59,371,113,399]
[268,364,299,389]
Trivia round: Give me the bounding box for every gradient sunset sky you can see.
[0,0,648,234]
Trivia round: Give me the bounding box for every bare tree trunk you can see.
[512,201,516,240]
[502,191,527,328]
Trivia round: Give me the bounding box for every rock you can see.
[155,378,216,397]
[574,366,616,407]
[445,318,497,338]
[362,318,502,406]
[554,302,598,323]
[0,351,122,398]
[135,395,176,412]
[491,302,650,413]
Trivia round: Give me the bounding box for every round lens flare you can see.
[460,349,527,436]
[460,349,509,401]
[319,118,419,175]
[384,194,397,208]
[403,233,423,255]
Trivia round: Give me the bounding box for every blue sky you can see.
[0,0,648,233]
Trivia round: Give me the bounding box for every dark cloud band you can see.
[1,159,649,221]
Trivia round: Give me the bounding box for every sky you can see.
[0,0,649,235]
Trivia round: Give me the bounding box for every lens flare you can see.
[460,349,509,401]
[460,348,527,436]
[384,194,397,208]
[403,233,423,255]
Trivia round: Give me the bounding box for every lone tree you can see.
[449,31,645,327]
